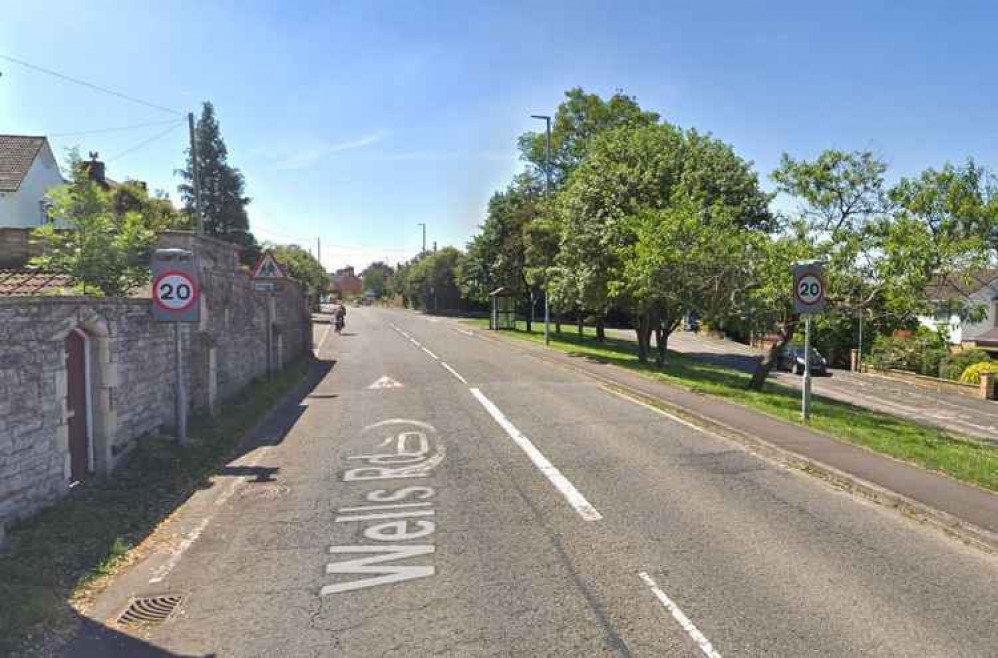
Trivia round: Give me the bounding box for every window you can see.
[39,198,53,224]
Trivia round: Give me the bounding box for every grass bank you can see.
[467,319,998,493]
[0,358,313,654]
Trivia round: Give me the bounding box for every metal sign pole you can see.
[802,315,812,421]
[175,323,187,446]
[544,282,550,345]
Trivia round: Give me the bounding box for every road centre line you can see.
[638,571,723,658]
[421,346,439,360]
[469,388,603,522]
[441,362,468,384]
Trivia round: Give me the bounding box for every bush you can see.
[940,349,991,381]
[866,330,948,377]
[959,361,998,384]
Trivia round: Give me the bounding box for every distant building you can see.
[0,135,65,228]
[918,269,998,352]
[330,266,363,297]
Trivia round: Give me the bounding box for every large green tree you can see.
[177,102,257,259]
[361,261,394,299]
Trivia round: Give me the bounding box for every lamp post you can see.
[531,114,552,345]
[417,223,426,254]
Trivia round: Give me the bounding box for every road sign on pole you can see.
[792,261,825,421]
[152,249,200,447]
[252,250,287,377]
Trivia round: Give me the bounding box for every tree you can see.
[401,248,464,311]
[30,152,153,297]
[265,244,329,306]
[518,88,660,187]
[177,102,257,260]
[361,261,394,298]
[110,180,187,232]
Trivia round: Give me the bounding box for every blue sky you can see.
[3,1,996,270]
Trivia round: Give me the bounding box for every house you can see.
[918,269,998,352]
[0,135,65,228]
[330,266,363,297]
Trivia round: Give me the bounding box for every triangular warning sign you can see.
[368,376,403,389]
[252,251,287,279]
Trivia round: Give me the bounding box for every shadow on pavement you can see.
[58,609,215,657]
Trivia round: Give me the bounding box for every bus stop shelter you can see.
[489,287,517,330]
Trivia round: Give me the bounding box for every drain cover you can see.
[118,595,184,626]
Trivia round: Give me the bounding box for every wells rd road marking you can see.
[441,362,468,384]
[469,388,603,522]
[322,419,443,596]
[368,376,404,389]
[639,571,723,658]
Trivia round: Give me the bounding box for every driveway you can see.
[608,328,998,442]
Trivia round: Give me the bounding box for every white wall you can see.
[919,279,998,344]
[0,143,64,228]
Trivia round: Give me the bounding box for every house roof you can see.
[0,269,74,297]
[925,269,998,301]
[0,135,47,193]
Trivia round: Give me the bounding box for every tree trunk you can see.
[748,322,797,390]
[596,316,605,342]
[524,295,532,333]
[636,313,651,363]
[577,312,584,337]
[555,312,561,334]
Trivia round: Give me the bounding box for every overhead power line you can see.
[49,119,183,138]
[0,53,183,117]
[107,120,185,162]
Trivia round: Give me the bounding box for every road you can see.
[68,307,998,657]
[607,327,998,442]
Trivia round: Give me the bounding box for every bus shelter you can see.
[489,287,517,330]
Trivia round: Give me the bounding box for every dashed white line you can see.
[639,571,723,658]
[441,362,468,384]
[421,346,439,360]
[470,388,603,522]
[456,328,474,337]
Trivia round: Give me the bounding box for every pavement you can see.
[59,307,998,657]
[607,327,998,442]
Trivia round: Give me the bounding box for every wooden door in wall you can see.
[65,331,89,482]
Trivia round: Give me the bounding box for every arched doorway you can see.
[65,329,93,483]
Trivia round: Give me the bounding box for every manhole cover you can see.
[117,595,184,626]
[239,483,289,500]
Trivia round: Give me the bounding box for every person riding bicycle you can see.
[333,300,347,333]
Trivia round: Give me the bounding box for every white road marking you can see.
[456,328,474,337]
[149,517,211,584]
[314,323,332,356]
[368,376,404,389]
[338,502,432,513]
[639,571,723,658]
[421,346,439,360]
[441,362,468,384]
[335,509,436,522]
[603,386,719,438]
[469,388,603,522]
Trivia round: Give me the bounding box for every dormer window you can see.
[39,198,54,224]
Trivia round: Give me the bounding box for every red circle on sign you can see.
[795,273,823,306]
[153,270,198,312]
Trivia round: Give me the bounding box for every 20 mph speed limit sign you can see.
[151,249,200,322]
[793,262,826,314]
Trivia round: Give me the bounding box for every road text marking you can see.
[639,571,722,658]
[368,376,404,389]
[469,388,602,521]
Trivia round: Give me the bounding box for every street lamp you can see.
[417,223,426,254]
[531,114,552,344]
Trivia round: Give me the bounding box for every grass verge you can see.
[467,319,998,493]
[0,358,313,654]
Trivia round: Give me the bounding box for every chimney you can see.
[83,151,107,188]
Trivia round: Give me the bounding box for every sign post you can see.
[152,248,200,446]
[252,251,287,378]
[793,261,826,421]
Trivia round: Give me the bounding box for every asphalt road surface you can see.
[68,307,998,657]
[607,327,998,442]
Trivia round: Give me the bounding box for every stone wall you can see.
[0,233,310,534]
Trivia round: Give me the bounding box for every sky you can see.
[3,1,997,272]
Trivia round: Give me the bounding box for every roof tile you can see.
[0,135,46,193]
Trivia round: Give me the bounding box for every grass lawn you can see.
[467,319,998,493]
[0,358,313,655]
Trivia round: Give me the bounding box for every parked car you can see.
[777,344,828,375]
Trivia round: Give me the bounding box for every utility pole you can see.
[187,112,204,235]
[531,114,552,344]
[317,237,321,265]
[417,223,426,254]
